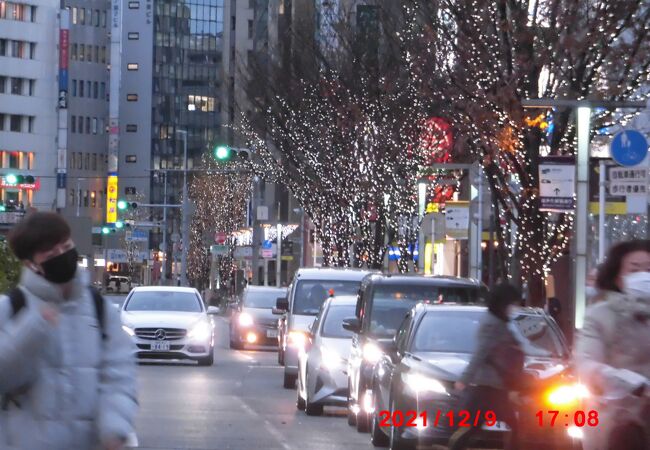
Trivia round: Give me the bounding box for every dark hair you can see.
[8,212,71,260]
[596,240,650,293]
[487,283,521,321]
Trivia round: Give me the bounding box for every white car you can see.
[297,296,356,415]
[120,286,219,366]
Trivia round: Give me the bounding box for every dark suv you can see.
[343,274,484,432]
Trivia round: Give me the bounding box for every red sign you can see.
[0,177,40,191]
[59,30,69,70]
[215,232,227,244]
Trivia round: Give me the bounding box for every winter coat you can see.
[0,268,138,450]
[459,312,520,390]
[574,290,650,450]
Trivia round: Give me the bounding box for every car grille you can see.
[134,328,187,340]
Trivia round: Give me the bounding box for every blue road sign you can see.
[610,130,648,167]
[262,239,273,249]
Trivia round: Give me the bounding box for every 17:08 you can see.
[535,410,599,427]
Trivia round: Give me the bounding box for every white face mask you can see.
[585,286,599,299]
[622,271,650,299]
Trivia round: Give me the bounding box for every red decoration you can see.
[419,117,453,165]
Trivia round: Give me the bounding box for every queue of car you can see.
[258,268,585,450]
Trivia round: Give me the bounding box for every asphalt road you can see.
[133,316,372,450]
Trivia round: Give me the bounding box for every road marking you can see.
[239,399,292,450]
[248,365,283,369]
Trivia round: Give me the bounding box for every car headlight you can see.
[363,342,383,363]
[238,312,254,327]
[403,373,448,395]
[321,346,342,369]
[546,383,590,407]
[188,321,212,341]
[122,325,135,337]
[288,330,308,348]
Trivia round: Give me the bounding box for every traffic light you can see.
[101,226,111,234]
[117,200,138,210]
[214,145,251,162]
[3,174,35,185]
[115,221,124,229]
[0,205,5,212]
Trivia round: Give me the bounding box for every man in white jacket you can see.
[0,212,138,450]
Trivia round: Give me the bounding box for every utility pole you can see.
[252,177,261,285]
[176,130,189,287]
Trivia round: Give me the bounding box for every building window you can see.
[79,80,84,97]
[9,115,21,132]
[0,76,5,93]
[128,32,139,40]
[188,95,216,112]
[29,42,35,59]
[126,94,138,102]
[72,7,77,24]
[101,10,106,28]
[86,81,91,97]
[100,82,105,99]
[71,115,76,133]
[28,79,34,96]
[30,5,35,22]
[28,116,33,132]
[71,79,76,96]
[69,189,74,204]
[10,77,22,95]
[93,81,98,98]
[84,153,89,170]
[79,44,84,61]
[78,7,84,24]
[77,152,82,169]
[71,43,77,60]
[231,16,235,30]
[0,114,4,131]
[92,117,97,134]
[85,45,91,62]
[8,152,18,168]
[0,39,5,56]
[126,155,137,163]
[11,40,23,58]
[85,117,90,134]
[77,116,83,134]
[100,46,106,63]
[92,153,97,171]
[127,63,138,71]
[93,9,99,27]
[128,1,140,9]
[126,124,137,132]
[83,190,89,207]
[91,191,96,208]
[93,45,99,63]
[248,20,253,39]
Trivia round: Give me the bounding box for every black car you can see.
[230,286,287,349]
[343,274,485,432]
[369,304,585,450]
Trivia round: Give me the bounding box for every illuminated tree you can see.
[403,0,650,302]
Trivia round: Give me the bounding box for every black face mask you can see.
[38,247,79,284]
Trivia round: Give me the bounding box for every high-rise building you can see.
[0,0,59,231]
[112,0,224,282]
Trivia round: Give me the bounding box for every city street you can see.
[133,316,369,450]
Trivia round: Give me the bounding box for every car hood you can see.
[290,314,317,332]
[121,311,207,329]
[413,352,567,381]
[319,337,353,361]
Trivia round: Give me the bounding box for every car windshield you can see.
[321,305,357,338]
[244,289,283,309]
[125,291,202,312]
[412,311,566,358]
[292,280,360,315]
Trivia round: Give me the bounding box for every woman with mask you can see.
[575,239,650,450]
[0,212,138,450]
[449,283,524,450]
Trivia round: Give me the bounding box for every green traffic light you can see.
[5,174,18,185]
[102,227,111,234]
[215,145,230,160]
[115,221,124,229]
[0,205,5,212]
[117,200,128,210]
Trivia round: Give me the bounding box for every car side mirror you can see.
[207,306,220,315]
[342,317,361,333]
[276,296,289,311]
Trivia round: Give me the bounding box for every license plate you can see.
[151,342,170,351]
[482,421,510,431]
[267,329,278,338]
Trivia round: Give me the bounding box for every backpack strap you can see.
[89,287,107,341]
[7,287,26,318]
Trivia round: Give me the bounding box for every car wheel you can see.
[305,391,323,416]
[357,409,370,433]
[197,350,214,367]
[389,401,415,450]
[296,384,306,411]
[371,408,389,447]
[283,371,296,389]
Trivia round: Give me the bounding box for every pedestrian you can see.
[0,212,138,450]
[574,239,650,450]
[448,283,523,450]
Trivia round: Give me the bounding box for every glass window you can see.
[368,297,419,338]
[243,288,285,309]
[71,43,77,60]
[8,151,18,168]
[127,94,138,101]
[510,314,566,358]
[91,191,96,208]
[29,42,35,59]
[85,116,90,134]
[30,5,35,22]
[128,1,140,9]
[92,153,97,171]
[77,116,83,134]
[412,311,483,353]
[100,82,105,99]
[71,115,76,133]
[93,81,98,98]
[101,10,106,28]
[0,39,6,56]
[292,280,361,315]
[93,45,99,63]
[69,188,74,204]
[79,44,84,61]
[100,46,106,63]
[127,63,138,71]
[86,81,91,96]
[126,124,137,132]
[28,79,34,95]
[93,9,99,27]
[126,155,137,163]
[125,291,202,312]
[92,117,97,134]
[78,7,84,24]
[11,40,23,58]
[248,19,253,39]
[79,79,84,97]
[0,76,5,93]
[9,115,21,132]
[76,152,82,169]
[321,305,357,338]
[10,78,22,95]
[85,45,91,61]
[83,190,88,207]
[0,114,4,131]
[72,7,77,24]
[128,32,139,40]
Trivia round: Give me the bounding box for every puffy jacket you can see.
[574,291,650,450]
[0,268,138,450]
[459,312,519,390]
